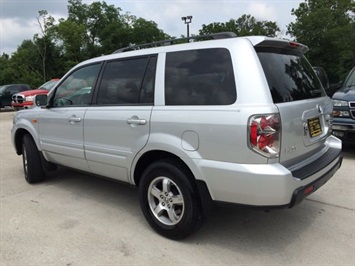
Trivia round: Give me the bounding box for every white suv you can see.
[11,33,342,239]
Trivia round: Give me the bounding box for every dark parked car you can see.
[331,67,355,142]
[0,84,31,110]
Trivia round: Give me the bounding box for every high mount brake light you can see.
[289,42,300,48]
[248,114,281,158]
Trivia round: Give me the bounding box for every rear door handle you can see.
[68,116,82,123]
[127,116,147,125]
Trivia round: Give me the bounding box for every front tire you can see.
[22,134,45,183]
[139,159,203,240]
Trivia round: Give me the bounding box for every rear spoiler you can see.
[246,36,309,54]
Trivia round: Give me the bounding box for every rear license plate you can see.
[308,117,322,137]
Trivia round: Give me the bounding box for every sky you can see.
[0,0,304,56]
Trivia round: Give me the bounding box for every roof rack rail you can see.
[112,32,237,54]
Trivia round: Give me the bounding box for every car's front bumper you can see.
[332,117,355,141]
[12,102,34,110]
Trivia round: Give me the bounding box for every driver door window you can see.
[53,64,100,107]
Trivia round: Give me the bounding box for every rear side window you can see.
[97,56,156,105]
[257,48,325,103]
[21,85,30,91]
[165,48,236,105]
[7,86,20,94]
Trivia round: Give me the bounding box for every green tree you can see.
[9,40,43,87]
[3,0,171,84]
[54,18,87,67]
[287,0,355,81]
[199,14,280,37]
[1,11,62,87]
[34,10,56,82]
[0,53,14,85]
[6,38,61,88]
[64,0,125,57]
[131,17,170,45]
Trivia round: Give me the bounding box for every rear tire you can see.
[139,159,203,240]
[22,134,45,183]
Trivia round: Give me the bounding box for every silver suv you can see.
[11,33,342,239]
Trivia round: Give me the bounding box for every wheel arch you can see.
[133,150,189,187]
[14,128,31,155]
[12,114,42,155]
[132,150,215,213]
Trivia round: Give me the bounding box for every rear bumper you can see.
[289,152,342,207]
[195,136,342,207]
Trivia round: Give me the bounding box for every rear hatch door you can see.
[251,38,332,166]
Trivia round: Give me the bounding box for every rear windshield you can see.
[256,48,325,103]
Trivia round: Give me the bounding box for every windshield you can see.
[344,68,355,89]
[257,48,325,103]
[39,80,59,90]
[0,86,6,93]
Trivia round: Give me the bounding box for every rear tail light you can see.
[248,114,281,158]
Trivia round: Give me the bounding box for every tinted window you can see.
[165,48,236,105]
[97,56,155,105]
[140,57,157,104]
[344,68,355,89]
[53,64,100,107]
[257,49,325,103]
[313,67,329,90]
[19,85,30,91]
[7,86,20,94]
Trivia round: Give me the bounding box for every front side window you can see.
[165,48,236,105]
[53,64,101,107]
[257,48,325,103]
[97,56,155,105]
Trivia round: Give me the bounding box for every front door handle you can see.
[127,116,147,125]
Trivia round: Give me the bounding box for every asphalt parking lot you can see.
[1,110,354,265]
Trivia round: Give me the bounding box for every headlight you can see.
[25,96,34,102]
[332,99,348,106]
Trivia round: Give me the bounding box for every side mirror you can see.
[34,94,48,107]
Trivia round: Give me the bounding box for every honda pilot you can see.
[11,33,342,239]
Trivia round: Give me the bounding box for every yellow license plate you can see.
[308,117,322,137]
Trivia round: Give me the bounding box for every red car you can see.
[12,79,59,110]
